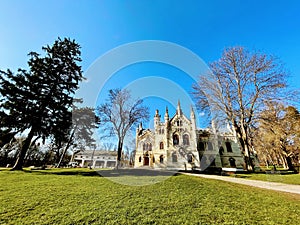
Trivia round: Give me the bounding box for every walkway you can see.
[180,172,300,195]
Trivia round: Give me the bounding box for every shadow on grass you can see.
[22,169,101,176]
[21,168,180,178]
[97,168,177,177]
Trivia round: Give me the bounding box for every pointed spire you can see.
[176,100,182,116]
[190,105,195,118]
[164,106,169,120]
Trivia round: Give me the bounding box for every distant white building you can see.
[73,150,117,168]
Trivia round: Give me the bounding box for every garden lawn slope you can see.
[0,169,299,225]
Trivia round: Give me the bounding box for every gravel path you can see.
[181,172,300,195]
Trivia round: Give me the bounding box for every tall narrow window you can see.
[172,152,178,162]
[183,134,190,145]
[225,142,233,152]
[143,143,146,151]
[159,155,164,163]
[173,134,179,145]
[159,142,164,149]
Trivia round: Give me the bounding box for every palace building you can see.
[134,101,245,171]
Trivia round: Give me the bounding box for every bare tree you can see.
[193,46,290,171]
[96,88,149,168]
[100,142,116,151]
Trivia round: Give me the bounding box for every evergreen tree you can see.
[0,37,83,170]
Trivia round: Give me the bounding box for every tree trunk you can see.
[116,140,123,169]
[11,128,35,170]
[233,124,254,171]
[286,156,297,173]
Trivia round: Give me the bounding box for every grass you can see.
[231,172,300,185]
[0,168,299,225]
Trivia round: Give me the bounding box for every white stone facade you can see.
[134,101,245,170]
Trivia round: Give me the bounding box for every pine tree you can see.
[0,38,83,170]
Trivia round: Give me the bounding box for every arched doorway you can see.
[144,154,149,166]
[159,155,164,163]
[229,157,236,168]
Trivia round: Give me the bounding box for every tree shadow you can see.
[22,169,100,176]
[22,168,180,178]
[97,168,177,177]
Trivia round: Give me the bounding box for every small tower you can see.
[136,122,143,151]
[164,106,169,123]
[211,120,217,134]
[176,100,182,116]
[154,109,160,130]
[164,106,170,147]
[190,105,197,149]
[190,105,196,130]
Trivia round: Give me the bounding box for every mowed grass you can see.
[232,173,300,185]
[0,169,299,225]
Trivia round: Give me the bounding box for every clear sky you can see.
[1,0,300,129]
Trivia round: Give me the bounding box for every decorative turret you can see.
[164,106,169,122]
[154,109,160,129]
[190,106,196,127]
[164,106,170,147]
[136,122,143,136]
[211,120,217,134]
[190,105,197,145]
[190,105,195,119]
[176,100,182,116]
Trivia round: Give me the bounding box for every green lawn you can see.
[232,172,300,185]
[0,169,299,225]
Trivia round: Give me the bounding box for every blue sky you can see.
[1,0,300,129]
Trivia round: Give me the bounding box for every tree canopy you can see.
[96,88,149,167]
[193,46,290,171]
[254,102,300,171]
[0,37,83,170]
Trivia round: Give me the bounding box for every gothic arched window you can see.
[159,142,164,149]
[173,134,179,145]
[143,143,146,151]
[183,134,190,145]
[159,155,164,163]
[225,142,233,152]
[172,152,178,162]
